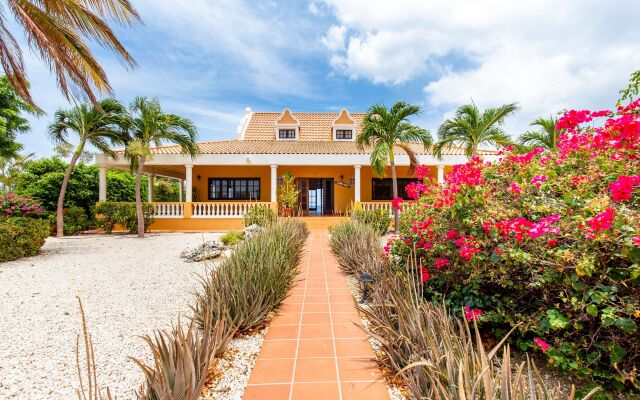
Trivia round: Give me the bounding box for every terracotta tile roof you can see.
[243,111,365,141]
[140,140,496,156]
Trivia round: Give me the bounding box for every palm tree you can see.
[49,99,127,237]
[0,0,140,110]
[0,152,34,192]
[357,101,432,233]
[518,116,559,151]
[124,97,198,238]
[434,102,518,159]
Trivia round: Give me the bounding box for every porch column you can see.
[185,164,193,202]
[354,165,361,202]
[147,174,155,202]
[98,166,107,201]
[437,164,445,185]
[270,164,278,202]
[178,179,183,202]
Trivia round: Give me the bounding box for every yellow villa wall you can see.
[191,165,271,202]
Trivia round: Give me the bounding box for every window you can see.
[208,178,260,200]
[278,129,296,139]
[371,178,418,200]
[335,129,353,140]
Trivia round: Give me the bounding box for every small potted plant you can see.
[278,171,299,217]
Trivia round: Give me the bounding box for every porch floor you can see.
[242,231,390,400]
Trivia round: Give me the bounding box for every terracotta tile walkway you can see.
[243,231,390,400]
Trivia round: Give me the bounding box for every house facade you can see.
[95,108,496,230]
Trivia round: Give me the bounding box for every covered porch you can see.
[95,150,468,231]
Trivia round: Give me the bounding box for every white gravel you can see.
[0,233,222,400]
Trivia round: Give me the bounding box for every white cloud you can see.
[322,25,346,52]
[321,0,640,134]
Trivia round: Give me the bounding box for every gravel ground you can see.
[0,233,221,400]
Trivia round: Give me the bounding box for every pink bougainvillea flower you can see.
[415,164,431,181]
[633,234,640,247]
[391,197,404,211]
[435,258,449,270]
[420,266,431,282]
[586,208,616,232]
[446,230,459,240]
[463,306,483,322]
[533,338,551,352]
[531,175,547,188]
[546,239,558,248]
[609,175,640,202]
[509,182,522,195]
[405,181,428,200]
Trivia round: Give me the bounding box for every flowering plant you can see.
[388,100,640,390]
[0,192,45,217]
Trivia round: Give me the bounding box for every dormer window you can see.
[332,109,357,141]
[275,108,300,141]
[278,129,297,139]
[335,129,353,140]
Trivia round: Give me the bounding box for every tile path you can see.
[242,231,390,400]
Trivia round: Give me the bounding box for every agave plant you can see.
[132,311,232,400]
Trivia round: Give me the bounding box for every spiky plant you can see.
[192,219,308,337]
[132,314,231,400]
[518,116,560,151]
[328,220,383,275]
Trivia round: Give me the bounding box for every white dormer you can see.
[332,109,356,141]
[275,108,300,141]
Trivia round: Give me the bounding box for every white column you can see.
[147,174,155,202]
[178,179,183,202]
[185,164,193,202]
[98,166,107,201]
[437,164,445,185]
[354,165,361,202]
[270,165,278,202]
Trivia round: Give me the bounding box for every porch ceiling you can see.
[110,164,186,180]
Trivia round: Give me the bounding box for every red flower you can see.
[420,266,431,282]
[586,208,616,232]
[463,306,483,322]
[633,234,640,247]
[533,338,551,352]
[546,239,558,248]
[435,258,449,270]
[446,230,459,240]
[609,175,640,202]
[415,164,431,181]
[391,197,404,211]
[509,182,522,194]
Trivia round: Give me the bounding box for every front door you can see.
[296,178,334,215]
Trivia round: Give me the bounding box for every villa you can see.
[95,108,496,230]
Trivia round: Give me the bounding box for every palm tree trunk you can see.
[135,157,145,238]
[55,141,84,237]
[389,150,399,234]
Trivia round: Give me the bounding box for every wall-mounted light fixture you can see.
[197,175,201,181]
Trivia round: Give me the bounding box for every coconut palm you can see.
[0,0,140,110]
[49,99,127,237]
[518,116,559,151]
[434,102,518,159]
[124,97,198,238]
[357,101,432,233]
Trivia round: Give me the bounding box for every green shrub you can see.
[388,101,640,390]
[63,206,89,235]
[243,205,276,227]
[94,202,119,234]
[94,203,155,234]
[351,208,390,236]
[220,231,244,246]
[0,217,50,262]
[193,219,308,336]
[329,220,382,275]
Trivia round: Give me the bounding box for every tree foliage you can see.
[0,76,39,159]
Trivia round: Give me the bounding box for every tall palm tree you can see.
[49,99,127,237]
[434,102,518,159]
[124,97,198,238]
[518,116,559,151]
[0,0,141,110]
[357,101,432,233]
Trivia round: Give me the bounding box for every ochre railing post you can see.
[183,202,192,219]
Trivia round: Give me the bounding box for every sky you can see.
[11,0,640,157]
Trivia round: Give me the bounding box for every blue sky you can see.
[13,0,640,157]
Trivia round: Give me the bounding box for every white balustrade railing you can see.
[151,202,184,218]
[192,202,272,218]
[360,201,392,214]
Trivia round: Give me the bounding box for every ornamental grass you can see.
[192,219,308,338]
[328,220,383,275]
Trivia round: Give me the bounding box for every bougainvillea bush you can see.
[387,101,640,390]
[0,193,49,262]
[1,192,45,217]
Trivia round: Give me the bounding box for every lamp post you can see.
[358,272,374,304]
